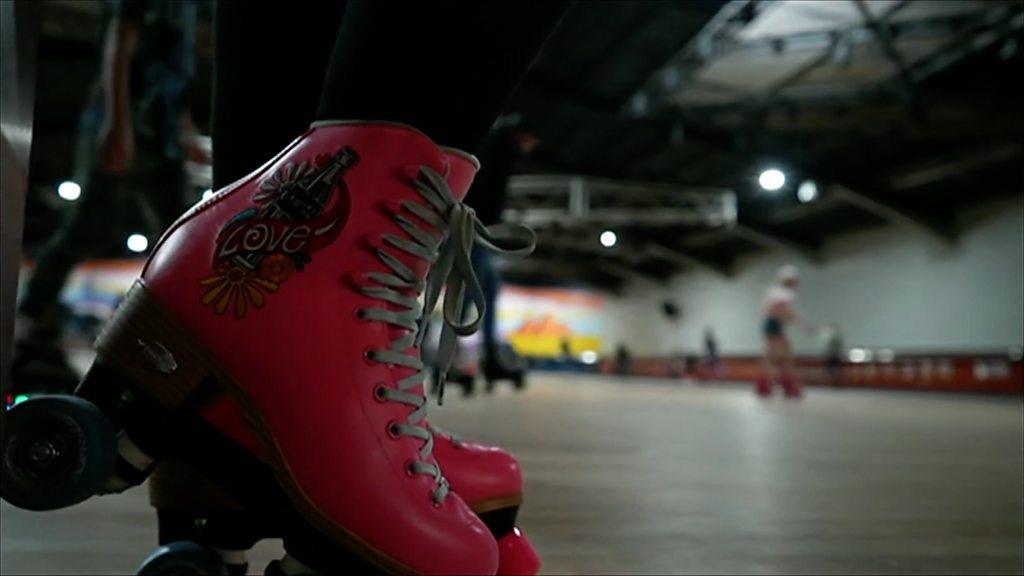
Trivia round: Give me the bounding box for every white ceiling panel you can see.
[693,47,825,92]
[737,0,901,41]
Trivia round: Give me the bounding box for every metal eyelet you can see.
[363,347,376,364]
[386,421,401,439]
[373,384,388,403]
[354,308,369,322]
[430,495,443,509]
[404,460,417,478]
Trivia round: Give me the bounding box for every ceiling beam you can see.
[766,194,843,224]
[497,257,624,290]
[830,184,956,242]
[888,143,1024,191]
[905,2,1023,86]
[854,0,916,98]
[681,227,733,249]
[730,223,823,263]
[505,174,735,228]
[534,234,735,282]
[508,173,730,200]
[645,242,732,278]
[535,238,665,282]
[511,208,723,227]
[517,72,750,174]
[680,221,822,263]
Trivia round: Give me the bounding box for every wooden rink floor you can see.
[2,373,1022,575]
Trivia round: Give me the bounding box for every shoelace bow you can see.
[358,166,534,503]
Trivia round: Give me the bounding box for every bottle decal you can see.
[200,147,360,317]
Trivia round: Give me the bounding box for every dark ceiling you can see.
[22,0,1024,292]
[502,0,1024,290]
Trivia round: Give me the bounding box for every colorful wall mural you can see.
[498,286,605,358]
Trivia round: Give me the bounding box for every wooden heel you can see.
[95,281,219,409]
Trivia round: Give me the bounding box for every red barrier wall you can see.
[600,354,1024,394]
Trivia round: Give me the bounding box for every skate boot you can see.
[427,424,522,533]
[497,528,542,576]
[263,542,540,576]
[780,375,803,399]
[441,366,477,397]
[188,146,529,532]
[144,424,529,575]
[3,122,539,574]
[145,425,535,576]
[482,345,526,393]
[754,377,773,397]
[137,147,535,575]
[422,149,526,538]
[430,426,540,575]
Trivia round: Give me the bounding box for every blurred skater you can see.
[704,326,723,377]
[615,343,632,375]
[463,115,539,386]
[823,323,845,387]
[756,265,814,398]
[12,0,200,395]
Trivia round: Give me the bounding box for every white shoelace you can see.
[358,166,534,503]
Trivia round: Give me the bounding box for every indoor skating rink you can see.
[3,373,1022,575]
[4,1,1024,574]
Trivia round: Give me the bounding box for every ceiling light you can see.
[600,230,617,248]
[797,180,818,203]
[758,168,785,192]
[126,233,149,253]
[57,181,81,201]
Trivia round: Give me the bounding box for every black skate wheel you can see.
[137,541,228,576]
[1,395,117,511]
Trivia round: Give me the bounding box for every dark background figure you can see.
[561,335,574,362]
[462,115,540,383]
[683,354,698,379]
[704,326,722,376]
[12,0,200,392]
[824,324,845,387]
[615,343,632,376]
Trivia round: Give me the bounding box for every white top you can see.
[762,285,797,319]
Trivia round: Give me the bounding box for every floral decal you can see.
[200,262,279,317]
[257,253,295,285]
[199,146,360,317]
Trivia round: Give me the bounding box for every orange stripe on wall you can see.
[502,285,606,308]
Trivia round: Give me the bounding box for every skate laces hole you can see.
[386,421,401,439]
[373,384,388,402]
[362,347,376,364]
[405,460,417,478]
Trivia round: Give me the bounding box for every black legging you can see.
[212,1,567,189]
